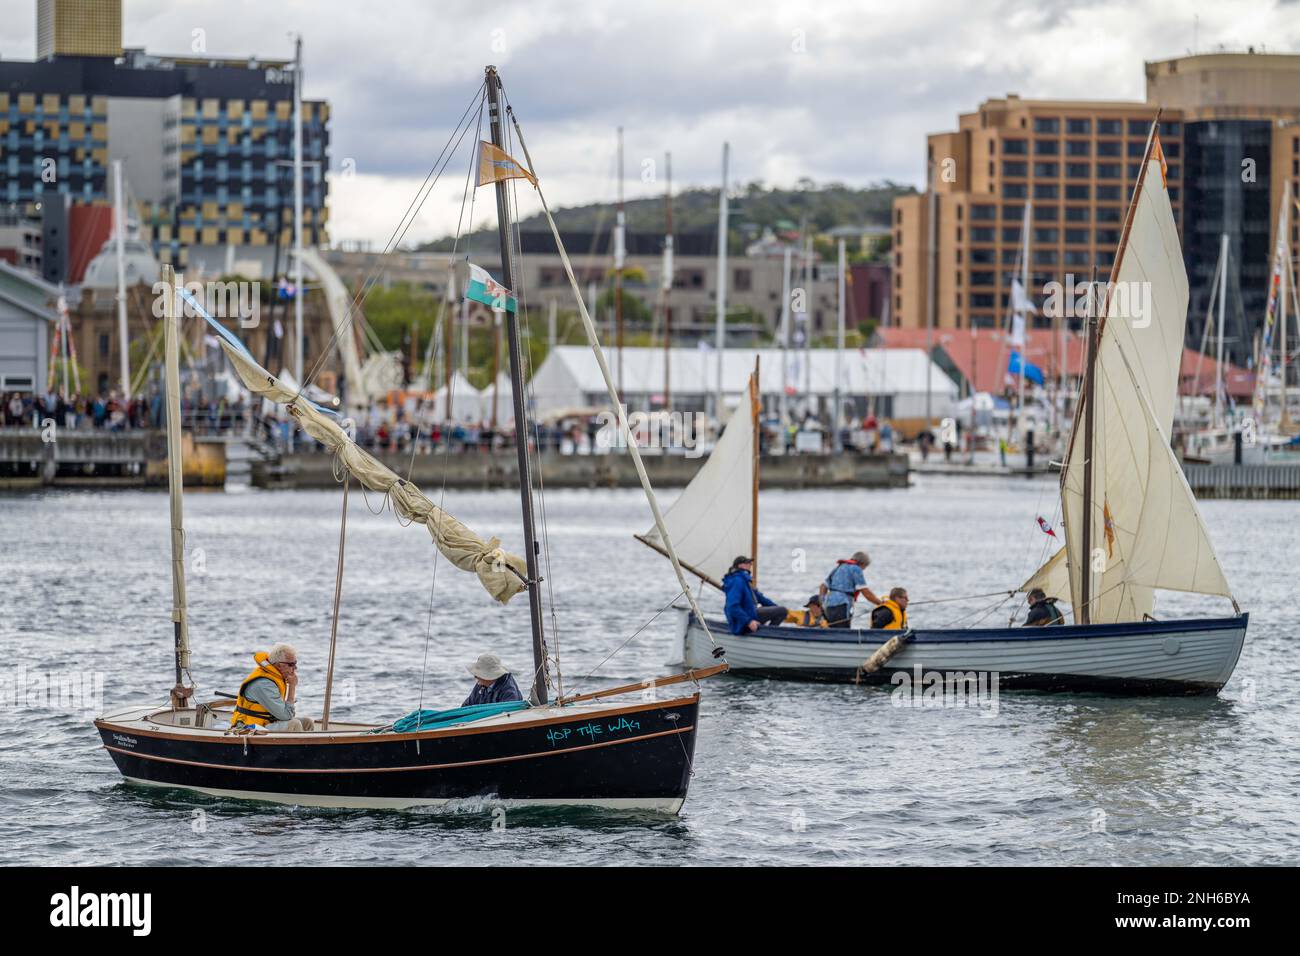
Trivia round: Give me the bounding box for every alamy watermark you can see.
[1042,274,1152,329]
[151,279,261,329]
[595,405,709,458]
[890,665,1000,717]
[0,667,104,717]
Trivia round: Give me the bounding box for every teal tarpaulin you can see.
[389,700,529,733]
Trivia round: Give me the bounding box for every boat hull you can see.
[96,695,700,812]
[680,612,1247,695]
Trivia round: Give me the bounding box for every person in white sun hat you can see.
[462,652,523,707]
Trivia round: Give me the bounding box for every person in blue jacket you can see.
[721,556,788,635]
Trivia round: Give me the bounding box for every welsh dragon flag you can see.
[464,263,517,314]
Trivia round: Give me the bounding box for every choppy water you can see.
[1,477,1297,865]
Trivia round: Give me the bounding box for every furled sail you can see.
[1024,134,1234,622]
[182,288,528,604]
[635,395,754,588]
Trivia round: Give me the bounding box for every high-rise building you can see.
[2,0,329,279]
[37,0,123,60]
[893,52,1300,367]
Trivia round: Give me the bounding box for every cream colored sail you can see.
[635,395,754,588]
[186,290,528,604]
[1023,138,1234,621]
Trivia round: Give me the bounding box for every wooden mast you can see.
[485,66,548,703]
[162,265,192,708]
[615,127,625,398]
[1069,113,1160,625]
[1079,267,1099,625]
[750,357,760,584]
[662,151,673,409]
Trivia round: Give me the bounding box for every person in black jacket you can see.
[1024,588,1065,626]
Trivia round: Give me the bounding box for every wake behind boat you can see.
[647,118,1249,696]
[95,66,726,812]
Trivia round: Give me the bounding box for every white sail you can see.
[186,290,529,604]
[636,395,753,588]
[1030,138,1234,622]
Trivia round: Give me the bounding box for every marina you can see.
[0,0,1296,916]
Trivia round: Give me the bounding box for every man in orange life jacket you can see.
[819,550,883,628]
[231,643,315,731]
[870,587,909,629]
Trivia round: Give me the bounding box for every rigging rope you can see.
[502,98,717,650]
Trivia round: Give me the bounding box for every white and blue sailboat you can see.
[644,122,1247,695]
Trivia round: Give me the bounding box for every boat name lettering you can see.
[112,733,137,748]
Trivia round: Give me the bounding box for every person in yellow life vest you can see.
[785,595,830,628]
[869,588,909,630]
[231,643,315,731]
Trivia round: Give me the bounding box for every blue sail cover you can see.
[390,700,530,733]
[1007,350,1045,385]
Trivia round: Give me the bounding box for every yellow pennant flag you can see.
[477,141,537,188]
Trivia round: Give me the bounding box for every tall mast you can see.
[292,35,305,385]
[112,159,131,400]
[714,142,729,421]
[614,127,625,399]
[750,358,760,583]
[443,266,454,418]
[485,67,548,703]
[1018,200,1030,439]
[778,243,792,428]
[662,151,673,409]
[834,238,846,452]
[1279,202,1292,432]
[1079,269,1099,626]
[163,265,192,707]
[1215,232,1228,427]
[924,160,937,428]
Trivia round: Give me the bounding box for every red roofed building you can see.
[873,326,1253,399]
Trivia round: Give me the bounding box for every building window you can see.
[1033,162,1058,177]
[1095,229,1120,246]
[1065,184,1090,200]
[1002,227,1023,243]
[1128,119,1150,136]
[1001,249,1020,265]
[1096,185,1122,201]
[733,268,751,291]
[1033,249,1058,265]
[1035,139,1059,155]
[1163,122,1180,135]
[1034,183,1059,200]
[971,204,996,220]
[970,271,995,286]
[1097,119,1122,136]
[1033,206,1058,222]
[1003,204,1024,220]
[1003,183,1027,198]
[971,248,995,264]
[1003,138,1027,155]
[1033,117,1060,134]
[1003,161,1027,177]
[1064,250,1089,266]
[1096,206,1122,222]
[98,333,109,357]
[1096,141,1121,157]
[1065,140,1090,156]
[1034,228,1058,244]
[1066,163,1090,179]
[1097,164,1121,179]
[971,227,994,242]
[1065,228,1089,244]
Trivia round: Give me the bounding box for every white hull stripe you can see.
[122,777,685,813]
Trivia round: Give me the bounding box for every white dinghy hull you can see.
[678,611,1247,695]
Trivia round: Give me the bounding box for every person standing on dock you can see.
[820,551,883,628]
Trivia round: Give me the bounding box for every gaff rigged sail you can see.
[181,287,529,605]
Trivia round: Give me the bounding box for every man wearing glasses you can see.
[231,643,316,731]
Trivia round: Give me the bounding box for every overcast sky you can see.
[3,0,1299,247]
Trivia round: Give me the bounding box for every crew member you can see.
[820,551,883,628]
[1024,588,1065,626]
[231,643,315,731]
[870,587,909,629]
[722,556,787,634]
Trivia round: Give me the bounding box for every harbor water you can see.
[2,478,1296,865]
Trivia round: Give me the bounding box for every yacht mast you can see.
[662,151,673,409]
[162,265,192,707]
[614,127,625,398]
[1215,232,1228,427]
[485,67,548,703]
[292,35,305,384]
[713,142,730,421]
[112,159,131,399]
